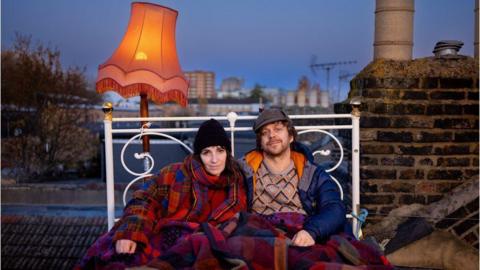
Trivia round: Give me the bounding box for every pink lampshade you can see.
[96,2,188,106]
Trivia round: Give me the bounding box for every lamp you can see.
[96,2,188,154]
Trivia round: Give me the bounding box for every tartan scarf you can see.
[184,155,245,224]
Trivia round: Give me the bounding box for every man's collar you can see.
[244,150,264,174]
[245,149,306,178]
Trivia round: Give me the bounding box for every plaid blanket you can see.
[76,212,392,269]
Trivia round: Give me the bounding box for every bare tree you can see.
[1,33,101,181]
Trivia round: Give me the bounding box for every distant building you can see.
[217,88,251,99]
[184,71,216,99]
[261,87,281,105]
[319,90,329,108]
[188,98,261,115]
[286,91,296,107]
[283,86,330,108]
[297,89,306,107]
[219,77,244,96]
[277,94,287,106]
[218,77,251,99]
[308,89,318,107]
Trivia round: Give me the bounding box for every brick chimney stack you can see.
[374,0,415,60]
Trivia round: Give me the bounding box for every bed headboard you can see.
[102,102,362,237]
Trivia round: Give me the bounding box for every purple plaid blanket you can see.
[76,212,392,269]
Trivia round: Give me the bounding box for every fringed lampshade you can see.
[96,2,188,106]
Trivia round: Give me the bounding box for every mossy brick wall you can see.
[335,57,479,225]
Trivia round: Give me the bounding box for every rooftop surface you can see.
[1,214,108,269]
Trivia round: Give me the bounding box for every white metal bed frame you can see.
[102,103,362,238]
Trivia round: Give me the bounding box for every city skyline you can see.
[1,0,476,101]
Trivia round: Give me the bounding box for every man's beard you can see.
[263,140,290,157]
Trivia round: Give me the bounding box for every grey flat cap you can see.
[253,109,291,132]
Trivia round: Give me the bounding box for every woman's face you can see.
[200,146,227,176]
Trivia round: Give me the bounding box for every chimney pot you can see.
[433,40,464,57]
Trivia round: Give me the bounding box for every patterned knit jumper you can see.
[252,160,306,215]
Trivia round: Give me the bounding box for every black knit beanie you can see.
[194,119,231,154]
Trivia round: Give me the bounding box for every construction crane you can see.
[310,56,356,98]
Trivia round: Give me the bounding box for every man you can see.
[239,108,348,247]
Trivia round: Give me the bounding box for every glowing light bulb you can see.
[135,51,148,60]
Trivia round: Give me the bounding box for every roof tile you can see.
[52,258,63,269]
[1,215,109,269]
[14,257,28,269]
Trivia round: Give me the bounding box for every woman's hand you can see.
[291,230,315,247]
[115,239,137,254]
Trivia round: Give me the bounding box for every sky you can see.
[1,0,476,101]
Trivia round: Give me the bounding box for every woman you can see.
[76,119,247,269]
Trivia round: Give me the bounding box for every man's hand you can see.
[291,230,315,247]
[116,239,137,254]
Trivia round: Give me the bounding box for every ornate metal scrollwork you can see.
[120,132,193,205]
[298,129,345,200]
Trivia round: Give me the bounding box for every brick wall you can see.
[335,57,479,227]
[436,197,479,248]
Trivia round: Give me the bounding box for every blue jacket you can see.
[238,142,349,242]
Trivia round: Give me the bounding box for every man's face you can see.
[259,121,293,157]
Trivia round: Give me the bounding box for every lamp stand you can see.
[140,94,151,172]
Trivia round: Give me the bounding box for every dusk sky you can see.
[1,0,476,100]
